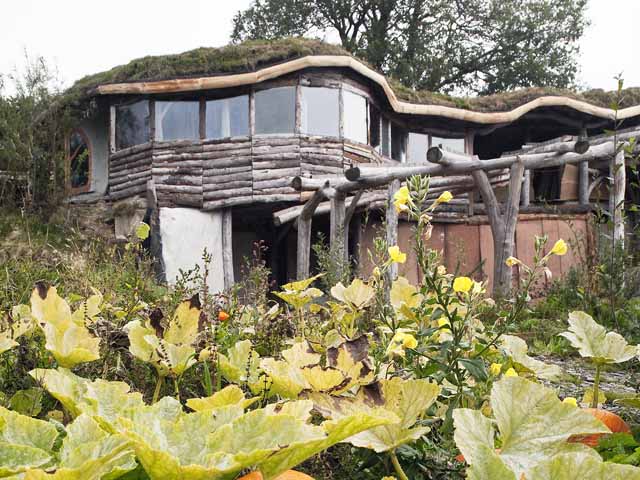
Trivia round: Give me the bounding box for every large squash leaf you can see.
[0,305,35,355]
[528,451,640,479]
[310,377,439,452]
[186,385,259,412]
[218,340,263,393]
[453,376,610,479]
[500,335,562,381]
[30,286,100,368]
[559,311,638,364]
[330,279,375,309]
[0,406,58,476]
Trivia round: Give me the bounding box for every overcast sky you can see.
[1,0,638,94]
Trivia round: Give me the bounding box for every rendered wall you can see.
[158,208,225,293]
[73,110,109,201]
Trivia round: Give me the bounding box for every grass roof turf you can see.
[65,37,640,113]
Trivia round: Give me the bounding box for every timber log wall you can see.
[107,135,385,208]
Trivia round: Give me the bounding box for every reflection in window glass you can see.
[116,101,150,150]
[381,117,390,157]
[206,95,249,139]
[155,101,199,141]
[391,125,406,162]
[431,136,465,153]
[343,91,368,144]
[408,133,429,163]
[300,87,339,137]
[69,130,90,189]
[255,87,296,134]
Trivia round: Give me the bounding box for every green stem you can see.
[203,360,213,397]
[592,363,602,409]
[152,375,164,404]
[174,377,181,402]
[389,450,409,480]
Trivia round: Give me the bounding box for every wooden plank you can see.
[386,180,400,283]
[222,209,234,289]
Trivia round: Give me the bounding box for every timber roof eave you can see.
[92,55,640,126]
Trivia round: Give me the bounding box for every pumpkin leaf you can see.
[218,340,263,393]
[30,286,101,368]
[330,279,375,309]
[186,385,259,412]
[309,377,439,452]
[528,451,640,479]
[9,388,44,417]
[163,297,201,346]
[453,376,610,479]
[559,311,638,364]
[500,335,562,381]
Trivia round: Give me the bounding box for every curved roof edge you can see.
[94,55,640,126]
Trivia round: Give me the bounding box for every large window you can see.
[255,87,296,135]
[155,101,199,141]
[206,95,249,139]
[431,136,465,153]
[300,86,339,137]
[408,133,429,163]
[343,90,368,144]
[68,129,91,191]
[115,101,150,150]
[369,104,381,148]
[381,117,390,157]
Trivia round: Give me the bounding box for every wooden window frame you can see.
[67,128,92,195]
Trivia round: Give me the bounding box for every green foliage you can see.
[232,0,589,94]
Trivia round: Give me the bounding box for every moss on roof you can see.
[65,37,640,114]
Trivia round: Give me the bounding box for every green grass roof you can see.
[65,37,640,113]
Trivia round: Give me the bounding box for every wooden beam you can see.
[612,149,626,248]
[222,208,234,290]
[345,189,364,225]
[386,180,400,284]
[296,181,329,279]
[330,191,347,277]
[521,169,531,207]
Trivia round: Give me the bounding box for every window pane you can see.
[155,101,199,141]
[391,125,406,162]
[116,101,150,150]
[343,91,368,144]
[206,95,249,139]
[431,136,465,153]
[69,131,90,189]
[369,104,380,147]
[255,87,296,134]
[408,133,429,163]
[300,87,339,137]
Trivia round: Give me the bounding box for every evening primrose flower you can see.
[453,276,473,293]
[388,246,407,264]
[505,256,521,267]
[436,191,453,204]
[393,186,411,213]
[386,331,417,357]
[504,367,518,377]
[549,239,568,256]
[489,362,503,376]
[562,397,578,407]
[437,318,451,331]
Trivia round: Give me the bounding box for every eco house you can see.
[63,39,640,294]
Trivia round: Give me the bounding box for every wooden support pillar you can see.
[612,149,626,248]
[330,191,347,278]
[579,161,590,205]
[472,158,525,297]
[221,208,234,290]
[296,183,328,279]
[521,169,531,207]
[386,179,400,283]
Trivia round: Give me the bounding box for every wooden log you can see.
[386,180,400,285]
[521,169,531,207]
[252,152,301,162]
[273,191,384,225]
[204,187,252,201]
[202,172,252,184]
[109,184,147,200]
[203,180,252,190]
[252,145,300,155]
[203,196,253,210]
[253,168,300,180]
[330,191,348,272]
[297,181,330,279]
[110,176,150,191]
[222,209,234,289]
[251,137,299,147]
[154,184,202,195]
[110,142,153,160]
[110,163,153,180]
[612,149,625,248]
[252,193,300,203]
[579,160,590,205]
[253,178,292,190]
[152,167,202,176]
[201,165,252,177]
[345,190,363,225]
[201,157,252,169]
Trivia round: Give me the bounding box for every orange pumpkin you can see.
[238,470,315,480]
[568,408,631,448]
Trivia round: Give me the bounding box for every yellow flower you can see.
[504,367,518,377]
[372,266,382,278]
[505,256,521,267]
[393,186,411,213]
[402,334,418,349]
[549,239,568,256]
[437,318,450,328]
[388,246,407,264]
[437,265,447,275]
[436,191,453,204]
[489,363,502,376]
[453,276,473,293]
[562,397,578,407]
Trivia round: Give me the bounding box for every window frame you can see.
[67,128,92,195]
[204,94,250,140]
[299,85,341,138]
[154,99,201,142]
[114,99,151,151]
[253,85,298,136]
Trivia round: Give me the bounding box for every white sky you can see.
[1,0,638,94]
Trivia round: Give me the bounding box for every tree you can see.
[231,0,588,95]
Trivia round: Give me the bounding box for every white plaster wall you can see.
[159,208,225,293]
